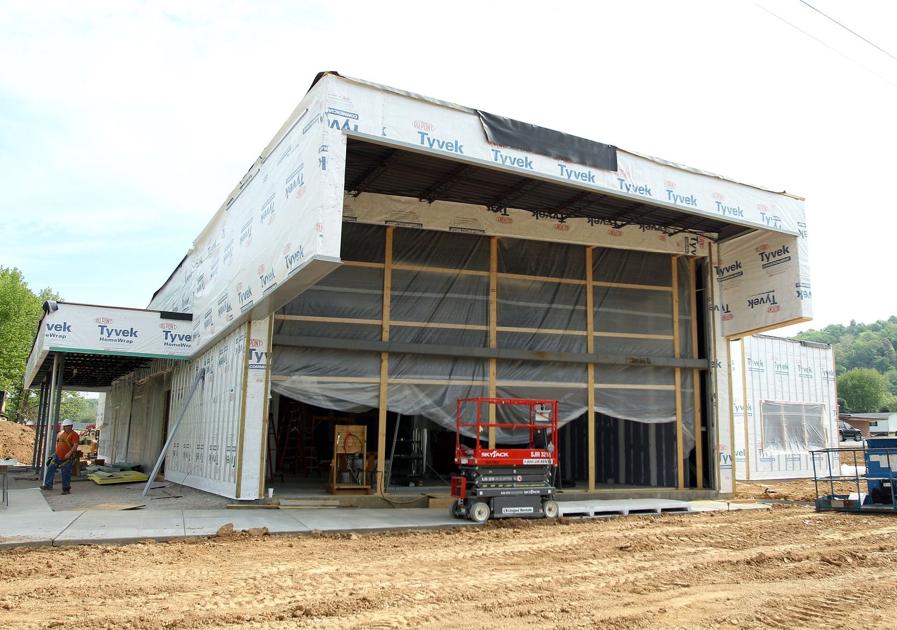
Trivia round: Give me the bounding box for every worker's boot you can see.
[61,488,70,495]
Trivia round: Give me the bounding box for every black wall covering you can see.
[477,110,618,172]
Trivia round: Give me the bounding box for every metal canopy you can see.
[344,136,754,241]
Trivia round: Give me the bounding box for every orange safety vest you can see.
[55,430,80,460]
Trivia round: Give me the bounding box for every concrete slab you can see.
[559,498,692,518]
[54,510,185,544]
[184,510,311,536]
[0,511,83,548]
[291,508,476,532]
[4,488,53,513]
[689,500,772,513]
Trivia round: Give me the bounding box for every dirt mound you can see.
[0,419,34,464]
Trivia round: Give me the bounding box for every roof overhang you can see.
[343,131,785,241]
[25,302,194,390]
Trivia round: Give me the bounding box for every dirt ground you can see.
[0,419,34,464]
[2,506,896,629]
[734,479,857,502]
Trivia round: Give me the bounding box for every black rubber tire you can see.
[468,501,491,523]
[449,499,464,519]
[543,500,559,519]
[854,434,863,442]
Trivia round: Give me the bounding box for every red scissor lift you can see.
[450,397,559,523]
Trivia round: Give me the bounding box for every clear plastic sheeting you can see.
[760,401,828,454]
[272,223,700,452]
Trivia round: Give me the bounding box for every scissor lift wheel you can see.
[543,500,559,518]
[468,501,491,523]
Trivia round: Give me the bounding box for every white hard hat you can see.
[61,419,74,427]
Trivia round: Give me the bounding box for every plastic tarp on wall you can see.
[731,335,838,480]
[272,223,698,455]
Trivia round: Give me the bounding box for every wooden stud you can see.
[234,320,252,499]
[376,226,394,496]
[488,236,498,449]
[258,316,274,498]
[689,258,703,489]
[672,256,685,490]
[741,338,751,481]
[586,246,596,492]
[594,332,674,340]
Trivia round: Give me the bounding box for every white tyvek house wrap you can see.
[731,335,838,481]
[148,81,342,356]
[321,74,806,235]
[716,228,812,338]
[24,303,194,388]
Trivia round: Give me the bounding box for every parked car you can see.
[839,421,864,442]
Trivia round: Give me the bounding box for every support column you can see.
[376,226,394,495]
[234,320,252,499]
[31,381,47,470]
[741,339,751,481]
[672,256,685,490]
[585,246,596,492]
[44,354,64,479]
[689,257,704,489]
[488,236,497,449]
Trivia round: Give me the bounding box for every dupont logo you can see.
[495,215,513,224]
[479,450,509,458]
[747,290,779,311]
[554,222,570,232]
[715,260,743,282]
[412,120,434,132]
[757,244,791,271]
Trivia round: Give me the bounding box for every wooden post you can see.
[585,246,596,492]
[488,236,497,448]
[689,258,703,489]
[376,226,394,495]
[741,338,751,481]
[672,256,685,490]
[234,321,252,499]
[258,315,275,498]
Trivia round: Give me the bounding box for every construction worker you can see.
[41,419,80,494]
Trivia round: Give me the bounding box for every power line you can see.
[754,2,897,90]
[798,0,897,64]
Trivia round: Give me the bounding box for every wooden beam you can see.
[234,321,252,499]
[689,257,703,489]
[376,226,394,496]
[258,316,274,498]
[593,281,673,292]
[586,246,596,492]
[672,256,685,490]
[741,338,751,481]
[488,236,497,449]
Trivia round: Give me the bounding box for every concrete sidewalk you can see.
[0,489,475,548]
[0,490,765,549]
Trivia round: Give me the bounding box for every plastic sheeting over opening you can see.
[272,223,699,451]
[760,401,828,454]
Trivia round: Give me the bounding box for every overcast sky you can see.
[1,0,895,334]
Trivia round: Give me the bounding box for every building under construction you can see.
[24,72,814,501]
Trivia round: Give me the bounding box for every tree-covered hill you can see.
[798,316,897,412]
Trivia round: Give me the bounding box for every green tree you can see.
[837,368,888,413]
[0,267,59,421]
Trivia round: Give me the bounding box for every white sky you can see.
[1,0,895,334]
